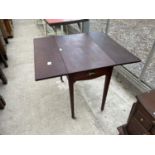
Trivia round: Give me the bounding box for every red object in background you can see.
[45,19,72,24]
[45,19,88,26]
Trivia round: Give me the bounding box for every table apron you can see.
[67,67,113,82]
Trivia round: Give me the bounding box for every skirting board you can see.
[114,66,151,93]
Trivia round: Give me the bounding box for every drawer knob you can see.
[88,72,96,76]
[140,118,144,122]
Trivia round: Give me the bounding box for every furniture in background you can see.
[44,19,89,82]
[0,28,8,84]
[0,65,7,111]
[34,32,140,119]
[0,67,7,84]
[0,30,8,67]
[0,20,13,43]
[44,19,89,36]
[0,20,8,44]
[118,90,155,135]
[0,95,6,109]
[0,19,13,110]
[3,20,13,38]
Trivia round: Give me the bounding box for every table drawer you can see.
[70,67,113,81]
[150,125,155,134]
[137,102,153,120]
[127,117,150,135]
[134,110,152,130]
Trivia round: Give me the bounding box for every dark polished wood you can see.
[89,32,140,65]
[34,32,140,118]
[55,34,115,73]
[0,67,7,84]
[101,67,113,111]
[3,20,14,38]
[0,52,8,68]
[0,30,8,63]
[0,20,8,44]
[0,95,6,109]
[34,37,68,81]
[118,90,155,135]
[68,76,75,119]
[137,90,155,119]
[68,67,113,118]
[117,124,128,135]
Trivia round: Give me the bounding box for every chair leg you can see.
[0,53,8,67]
[4,38,8,44]
[3,53,8,60]
[0,95,6,109]
[0,67,7,84]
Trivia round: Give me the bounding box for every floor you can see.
[0,20,139,134]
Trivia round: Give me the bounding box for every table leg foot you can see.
[60,76,64,82]
[72,115,76,119]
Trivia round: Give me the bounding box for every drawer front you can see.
[137,102,153,121]
[70,67,113,81]
[150,126,155,134]
[127,117,150,135]
[134,110,152,130]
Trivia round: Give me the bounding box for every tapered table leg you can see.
[68,76,75,119]
[101,67,113,111]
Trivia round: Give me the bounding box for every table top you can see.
[45,19,89,26]
[34,32,140,81]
